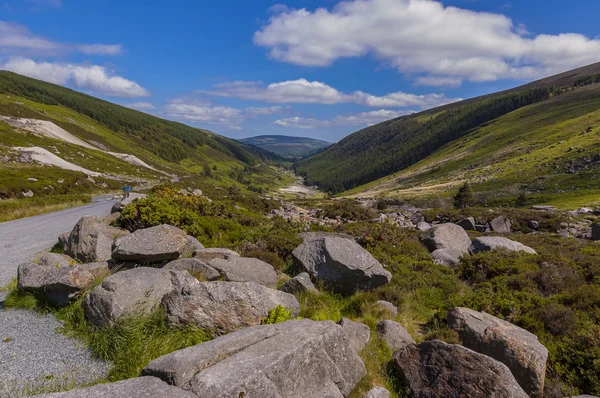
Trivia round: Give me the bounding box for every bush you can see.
[261,305,293,325]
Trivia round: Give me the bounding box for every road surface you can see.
[0,195,115,396]
[0,195,116,288]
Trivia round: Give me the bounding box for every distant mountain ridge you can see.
[240,135,331,159]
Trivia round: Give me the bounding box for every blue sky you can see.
[1,0,599,142]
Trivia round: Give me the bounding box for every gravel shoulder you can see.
[0,196,116,397]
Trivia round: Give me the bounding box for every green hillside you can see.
[296,62,600,202]
[0,72,287,219]
[240,135,331,159]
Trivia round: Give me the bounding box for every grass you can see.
[0,194,91,222]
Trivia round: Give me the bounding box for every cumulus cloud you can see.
[0,20,122,56]
[274,109,411,129]
[254,0,600,85]
[1,58,149,97]
[201,78,459,108]
[164,99,285,129]
[125,102,156,110]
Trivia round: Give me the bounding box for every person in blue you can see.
[123,186,132,199]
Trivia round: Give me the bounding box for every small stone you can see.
[279,272,318,294]
[338,318,370,352]
[376,300,398,316]
[363,386,391,398]
[376,320,415,351]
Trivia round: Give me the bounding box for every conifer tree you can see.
[454,182,474,209]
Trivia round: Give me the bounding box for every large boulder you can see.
[292,232,391,294]
[38,252,75,268]
[208,257,278,288]
[279,272,319,294]
[193,247,239,262]
[489,216,511,233]
[394,340,528,398]
[338,318,370,352]
[376,320,414,351]
[143,319,366,397]
[163,281,300,334]
[33,376,195,397]
[420,223,471,253]
[470,237,537,255]
[431,248,464,266]
[17,262,94,306]
[162,258,220,281]
[182,235,204,257]
[66,216,113,263]
[112,225,189,262]
[447,307,548,397]
[457,217,476,231]
[83,267,193,327]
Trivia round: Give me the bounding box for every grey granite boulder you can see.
[470,237,537,255]
[163,281,300,334]
[431,248,464,266]
[489,216,511,233]
[83,267,193,327]
[416,222,432,231]
[279,272,318,294]
[17,262,94,306]
[457,217,476,231]
[193,247,239,262]
[182,235,204,257]
[57,232,70,252]
[420,223,471,253]
[80,261,111,279]
[208,257,278,288]
[448,307,548,397]
[112,225,189,262]
[376,300,398,316]
[292,232,391,294]
[38,252,75,268]
[33,376,195,397]
[376,320,414,351]
[394,340,528,398]
[66,216,113,263]
[363,386,391,398]
[143,319,366,397]
[338,318,370,352]
[162,258,220,280]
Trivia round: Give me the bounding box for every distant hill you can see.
[295,61,600,208]
[240,135,331,159]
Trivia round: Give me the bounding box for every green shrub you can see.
[261,305,293,325]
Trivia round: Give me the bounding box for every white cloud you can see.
[1,58,149,97]
[126,102,156,110]
[201,78,459,108]
[413,76,463,88]
[0,20,122,56]
[274,109,410,129]
[254,0,600,85]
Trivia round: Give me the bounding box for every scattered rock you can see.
[559,222,569,229]
[394,340,528,398]
[57,232,70,252]
[21,189,34,198]
[528,220,539,230]
[38,252,74,268]
[208,257,278,288]
[416,221,432,231]
[83,267,191,327]
[27,177,38,182]
[111,193,147,213]
[489,216,512,233]
[338,318,371,352]
[66,216,113,263]
[431,248,464,266]
[470,237,537,255]
[33,376,196,397]
[279,272,318,294]
[531,205,557,211]
[376,320,414,351]
[162,258,220,280]
[448,307,548,397]
[80,262,111,279]
[363,386,391,398]
[192,189,202,197]
[420,223,471,253]
[376,300,398,316]
[102,212,121,226]
[163,281,300,334]
[592,224,600,241]
[292,232,391,294]
[193,247,239,262]
[457,217,476,231]
[143,319,366,397]
[112,225,189,263]
[17,262,94,306]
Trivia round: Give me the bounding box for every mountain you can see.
[240,135,331,159]
[0,71,282,205]
[295,62,600,207]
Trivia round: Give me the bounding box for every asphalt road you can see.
[0,195,116,289]
[0,195,115,396]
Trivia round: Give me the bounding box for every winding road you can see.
[0,195,116,396]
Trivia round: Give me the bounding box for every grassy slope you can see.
[346,84,600,209]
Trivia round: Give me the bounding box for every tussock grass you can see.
[0,195,91,223]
